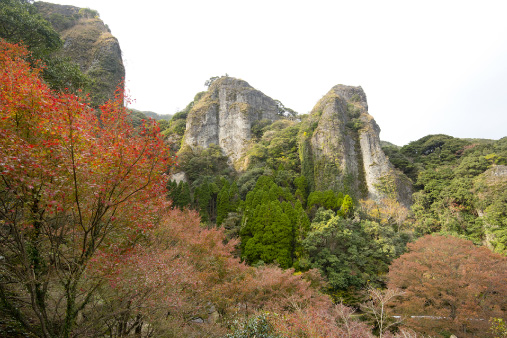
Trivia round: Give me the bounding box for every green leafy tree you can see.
[217,180,231,226]
[283,199,310,269]
[303,210,406,304]
[246,120,301,172]
[340,194,354,218]
[242,201,293,268]
[0,0,89,91]
[0,0,61,56]
[294,175,309,206]
[194,178,214,223]
[174,181,191,209]
[178,144,231,184]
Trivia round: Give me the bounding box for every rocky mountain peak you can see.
[180,78,412,205]
[35,1,125,106]
[329,84,369,110]
[300,84,412,205]
[182,76,280,169]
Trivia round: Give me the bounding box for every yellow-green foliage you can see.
[190,91,218,115]
[245,120,300,171]
[311,92,341,115]
[474,166,507,254]
[60,19,113,65]
[374,171,398,200]
[229,101,249,114]
[78,7,99,19]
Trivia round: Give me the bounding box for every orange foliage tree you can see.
[0,40,172,337]
[360,198,410,232]
[388,234,507,337]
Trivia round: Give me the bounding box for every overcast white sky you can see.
[41,0,507,146]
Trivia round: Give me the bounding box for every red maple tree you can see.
[0,40,172,337]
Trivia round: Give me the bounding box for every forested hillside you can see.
[1,1,507,337]
[383,134,507,252]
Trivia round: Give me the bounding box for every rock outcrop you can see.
[35,2,125,106]
[182,77,280,169]
[299,85,412,206]
[181,78,412,205]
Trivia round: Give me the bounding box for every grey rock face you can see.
[183,77,279,169]
[483,165,507,180]
[35,2,125,106]
[300,85,412,205]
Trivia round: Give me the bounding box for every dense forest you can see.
[1,1,507,337]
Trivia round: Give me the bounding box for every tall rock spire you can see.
[299,84,412,205]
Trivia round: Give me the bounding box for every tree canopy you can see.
[388,234,507,337]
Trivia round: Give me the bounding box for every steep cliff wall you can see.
[299,85,412,205]
[182,77,279,169]
[35,2,125,106]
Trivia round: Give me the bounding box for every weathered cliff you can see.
[35,2,125,106]
[299,85,412,205]
[182,77,280,169]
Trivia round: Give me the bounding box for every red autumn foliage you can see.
[388,234,507,338]
[0,39,172,337]
[272,302,375,338]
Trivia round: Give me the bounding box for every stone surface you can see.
[170,172,188,184]
[183,77,279,169]
[300,85,412,205]
[35,2,125,106]
[482,165,507,181]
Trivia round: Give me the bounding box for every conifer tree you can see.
[174,181,183,206]
[341,195,354,217]
[179,181,192,209]
[217,180,231,225]
[294,175,309,207]
[240,175,305,269]
[229,181,239,210]
[194,180,211,222]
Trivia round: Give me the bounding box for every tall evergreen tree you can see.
[216,180,231,226]
[179,181,192,209]
[240,175,305,269]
